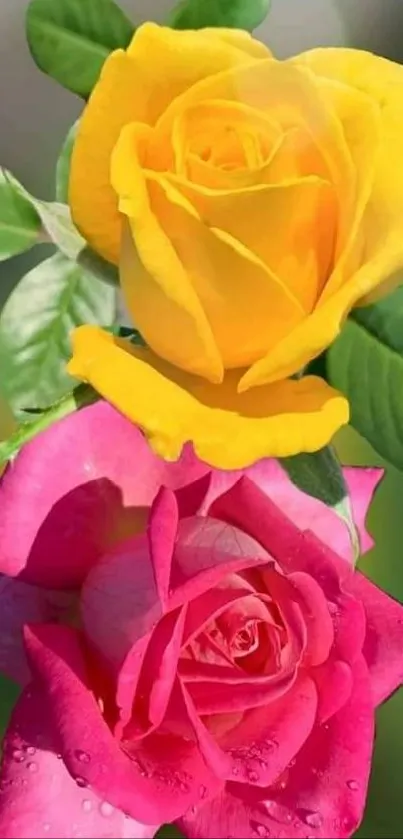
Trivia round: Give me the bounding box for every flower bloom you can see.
[0,402,402,838]
[69,23,403,467]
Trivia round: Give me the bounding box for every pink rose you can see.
[0,402,402,839]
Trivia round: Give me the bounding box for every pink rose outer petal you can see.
[0,402,206,589]
[0,687,158,839]
[0,575,74,684]
[202,463,382,563]
[179,657,374,839]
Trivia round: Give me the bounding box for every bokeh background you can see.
[1,1,403,836]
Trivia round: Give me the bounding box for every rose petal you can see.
[147,487,178,607]
[0,686,157,839]
[347,571,403,705]
[179,657,374,838]
[0,401,206,588]
[24,624,218,824]
[0,575,73,684]
[312,659,353,724]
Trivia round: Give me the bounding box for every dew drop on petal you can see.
[26,747,36,757]
[75,777,88,788]
[347,780,359,791]
[199,785,207,799]
[12,749,25,763]
[251,822,270,837]
[248,771,259,782]
[27,762,38,773]
[82,799,92,813]
[74,750,91,764]
[100,801,114,817]
[304,811,323,829]
[179,782,190,793]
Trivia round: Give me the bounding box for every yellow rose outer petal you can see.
[67,326,349,470]
[240,233,403,390]
[69,23,269,263]
[294,48,403,305]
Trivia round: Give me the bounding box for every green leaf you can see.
[56,121,78,203]
[168,0,271,30]
[280,446,360,558]
[26,0,134,98]
[0,169,42,261]
[327,289,403,471]
[0,675,20,738]
[2,169,119,287]
[0,252,116,410]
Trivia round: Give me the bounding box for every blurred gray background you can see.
[2,0,403,306]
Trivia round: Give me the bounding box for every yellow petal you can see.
[113,123,223,382]
[169,173,336,312]
[69,23,269,263]
[240,231,403,390]
[67,326,349,469]
[293,47,403,304]
[114,146,305,368]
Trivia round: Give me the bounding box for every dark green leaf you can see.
[26,0,134,98]
[0,252,116,410]
[327,289,403,471]
[281,446,359,557]
[168,0,271,30]
[0,169,42,261]
[56,121,78,203]
[0,675,20,738]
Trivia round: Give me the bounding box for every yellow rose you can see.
[68,23,403,468]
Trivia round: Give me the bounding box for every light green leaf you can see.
[2,169,118,286]
[26,0,134,98]
[0,252,116,410]
[56,121,78,203]
[327,289,403,471]
[280,446,360,559]
[0,169,42,261]
[168,0,271,31]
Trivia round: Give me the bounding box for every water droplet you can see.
[199,785,207,799]
[248,770,259,782]
[100,801,114,817]
[43,823,50,832]
[12,749,25,763]
[26,747,36,756]
[74,750,90,764]
[75,777,88,788]
[232,767,239,776]
[179,781,189,793]
[251,822,269,837]
[304,812,323,829]
[82,799,92,813]
[347,780,359,791]
[56,754,62,760]
[27,762,38,773]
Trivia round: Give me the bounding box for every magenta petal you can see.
[24,624,217,824]
[179,657,374,839]
[209,477,349,591]
[312,659,353,724]
[0,686,158,839]
[347,571,403,705]
[0,575,73,684]
[81,534,160,670]
[219,675,317,786]
[0,402,207,589]
[148,488,178,606]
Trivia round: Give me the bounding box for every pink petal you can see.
[209,477,349,592]
[202,464,382,563]
[312,659,353,724]
[287,572,333,667]
[24,624,218,824]
[170,517,270,609]
[218,675,317,787]
[347,571,403,705]
[0,402,207,589]
[179,657,374,838]
[81,533,161,670]
[0,686,158,839]
[148,488,178,607]
[0,575,73,684]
